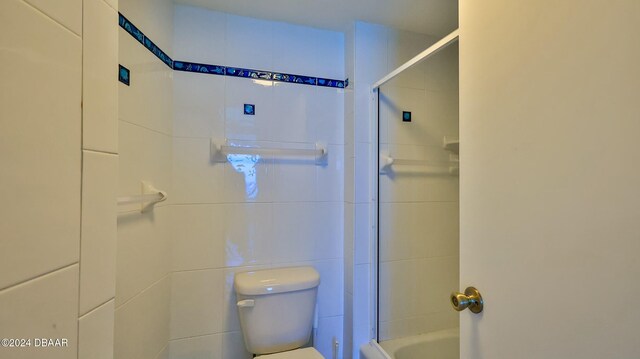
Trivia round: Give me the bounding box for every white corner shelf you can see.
[443,136,459,155]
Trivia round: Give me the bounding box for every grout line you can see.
[83,148,119,156]
[0,262,79,294]
[153,342,169,359]
[119,118,172,137]
[20,0,82,39]
[79,297,115,319]
[114,273,170,310]
[77,1,85,355]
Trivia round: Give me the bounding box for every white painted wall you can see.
[460,0,640,358]
[115,1,173,359]
[0,0,118,358]
[169,5,345,359]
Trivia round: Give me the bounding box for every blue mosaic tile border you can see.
[119,12,347,89]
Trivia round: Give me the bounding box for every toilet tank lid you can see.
[234,266,320,296]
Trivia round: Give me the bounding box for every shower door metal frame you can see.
[369,28,460,344]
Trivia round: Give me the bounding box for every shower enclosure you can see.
[373,33,460,359]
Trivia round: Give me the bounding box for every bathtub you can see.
[360,328,459,359]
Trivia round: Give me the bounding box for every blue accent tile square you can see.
[402,111,412,122]
[119,64,130,86]
[244,104,255,116]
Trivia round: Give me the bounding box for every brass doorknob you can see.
[450,287,484,313]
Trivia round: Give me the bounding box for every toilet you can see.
[234,266,325,359]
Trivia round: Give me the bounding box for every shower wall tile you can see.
[83,0,119,153]
[79,300,115,359]
[174,5,226,64]
[225,14,274,70]
[173,72,225,139]
[24,0,82,35]
[80,151,118,315]
[386,29,435,90]
[0,265,79,359]
[114,276,171,359]
[0,0,81,291]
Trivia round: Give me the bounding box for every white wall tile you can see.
[116,205,171,306]
[272,23,344,79]
[119,0,173,54]
[103,0,117,11]
[173,72,225,139]
[271,203,343,263]
[270,148,318,203]
[118,121,172,212]
[354,142,372,203]
[171,205,225,272]
[0,0,81,290]
[354,203,371,265]
[80,151,118,315]
[354,22,388,85]
[353,264,371,351]
[386,29,435,90]
[174,5,226,64]
[118,32,173,136]
[224,78,274,142]
[316,316,343,359]
[221,331,252,359]
[317,145,345,202]
[83,0,118,153]
[24,0,82,36]
[270,82,316,143]
[79,300,115,359]
[114,276,171,359]
[313,88,345,145]
[222,143,274,203]
[0,265,79,359]
[314,259,345,318]
[169,334,222,359]
[172,137,225,204]
[170,269,223,339]
[225,15,273,70]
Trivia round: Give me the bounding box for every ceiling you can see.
[176,0,458,36]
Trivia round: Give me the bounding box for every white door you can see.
[459,0,640,358]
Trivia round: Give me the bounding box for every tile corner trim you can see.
[118,12,347,89]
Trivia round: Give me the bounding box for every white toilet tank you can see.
[234,266,320,355]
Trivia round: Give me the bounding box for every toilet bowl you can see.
[234,266,325,358]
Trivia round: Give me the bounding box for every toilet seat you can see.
[255,347,325,359]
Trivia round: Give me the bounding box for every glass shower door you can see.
[377,42,460,358]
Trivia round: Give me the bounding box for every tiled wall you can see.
[115,0,173,359]
[377,36,459,341]
[0,0,118,358]
[168,5,345,359]
[344,21,457,357]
